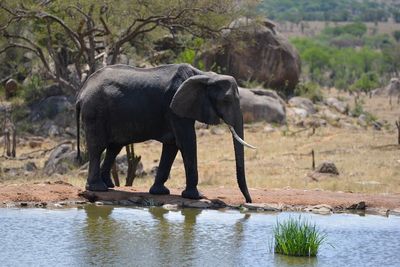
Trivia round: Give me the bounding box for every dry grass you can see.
[1,92,399,195]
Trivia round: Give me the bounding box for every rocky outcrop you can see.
[201,18,301,96]
[325,97,348,114]
[308,161,339,182]
[239,87,286,124]
[288,97,316,115]
[44,144,78,175]
[29,96,75,137]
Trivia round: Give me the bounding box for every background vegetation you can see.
[291,22,400,93]
[1,0,399,100]
[258,0,400,23]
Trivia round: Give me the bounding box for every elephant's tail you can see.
[76,101,82,164]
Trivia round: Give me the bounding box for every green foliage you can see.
[273,216,327,257]
[21,75,45,104]
[291,35,388,90]
[351,101,377,122]
[393,31,400,42]
[350,72,379,94]
[351,101,365,117]
[258,0,394,22]
[323,23,367,37]
[294,82,323,103]
[175,38,206,70]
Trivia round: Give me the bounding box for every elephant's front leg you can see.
[149,143,178,195]
[172,119,202,200]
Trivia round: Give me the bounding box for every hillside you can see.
[259,0,400,22]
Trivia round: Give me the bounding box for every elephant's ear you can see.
[170,75,220,125]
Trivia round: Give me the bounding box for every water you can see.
[0,206,399,267]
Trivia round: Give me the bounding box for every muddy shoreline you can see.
[1,181,399,216]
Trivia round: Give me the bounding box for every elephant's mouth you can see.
[228,125,256,149]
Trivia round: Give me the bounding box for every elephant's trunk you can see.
[231,115,252,203]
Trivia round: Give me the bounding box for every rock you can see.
[2,167,23,177]
[48,125,60,137]
[315,161,339,175]
[358,114,368,127]
[287,107,308,119]
[239,88,286,124]
[202,18,301,95]
[149,166,159,178]
[29,96,74,136]
[128,197,143,204]
[366,207,389,217]
[304,204,332,215]
[243,203,282,212]
[118,200,134,206]
[24,162,37,172]
[210,127,225,135]
[347,201,366,210]
[31,96,73,121]
[288,97,316,115]
[43,144,78,175]
[308,161,339,182]
[64,127,77,137]
[372,121,382,131]
[115,154,145,177]
[321,108,340,122]
[184,199,213,209]
[325,97,348,114]
[263,125,276,133]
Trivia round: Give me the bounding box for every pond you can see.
[0,206,399,267]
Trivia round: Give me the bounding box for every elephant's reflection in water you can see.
[82,205,121,265]
[148,207,202,266]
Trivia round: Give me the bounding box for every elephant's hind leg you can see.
[149,143,178,195]
[86,146,108,191]
[101,145,123,188]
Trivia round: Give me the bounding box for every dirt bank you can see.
[1,182,399,213]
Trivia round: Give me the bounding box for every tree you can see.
[0,0,253,94]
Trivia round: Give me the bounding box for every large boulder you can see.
[29,96,75,136]
[202,18,301,96]
[239,87,286,124]
[325,97,348,114]
[288,97,316,115]
[43,144,78,175]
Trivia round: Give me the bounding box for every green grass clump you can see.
[273,216,326,257]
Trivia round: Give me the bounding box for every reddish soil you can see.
[1,182,399,210]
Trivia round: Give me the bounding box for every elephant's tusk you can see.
[228,126,256,149]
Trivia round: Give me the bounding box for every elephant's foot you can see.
[86,181,108,192]
[101,175,115,188]
[149,184,170,195]
[181,188,203,200]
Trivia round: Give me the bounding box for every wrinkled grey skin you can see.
[76,63,252,203]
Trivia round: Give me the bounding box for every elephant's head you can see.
[170,73,254,203]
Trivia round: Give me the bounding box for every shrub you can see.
[21,74,45,104]
[294,82,323,103]
[273,216,327,257]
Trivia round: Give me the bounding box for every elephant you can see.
[76,63,255,203]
